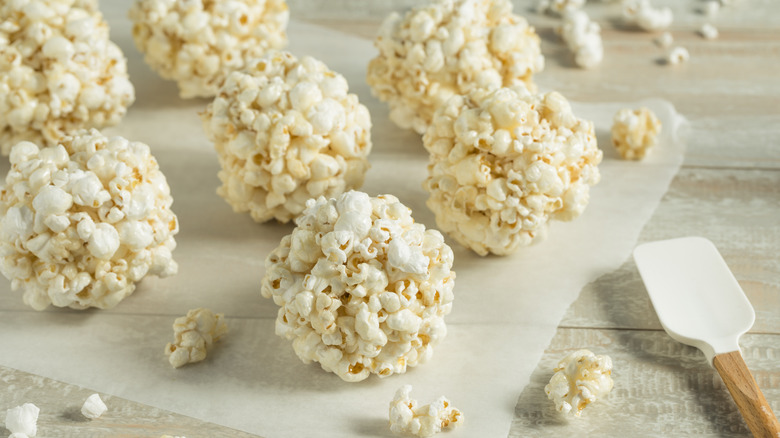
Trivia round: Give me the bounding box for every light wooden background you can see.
[2,0,778,436]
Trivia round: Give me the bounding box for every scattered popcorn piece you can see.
[704,0,720,17]
[261,191,456,382]
[367,0,544,134]
[201,51,372,224]
[558,10,603,69]
[5,403,39,437]
[165,308,228,368]
[544,350,614,416]
[699,23,719,40]
[0,129,179,310]
[654,31,673,48]
[0,0,135,153]
[389,385,463,437]
[622,0,673,31]
[667,46,690,64]
[536,0,586,15]
[129,0,289,98]
[611,107,662,160]
[423,85,602,256]
[80,393,107,420]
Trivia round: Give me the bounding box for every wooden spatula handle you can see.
[713,351,780,438]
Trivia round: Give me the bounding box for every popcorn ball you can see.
[423,85,602,256]
[129,0,289,99]
[201,51,372,224]
[80,393,107,420]
[165,307,228,368]
[0,0,135,154]
[0,129,179,310]
[611,107,662,160]
[5,403,39,437]
[367,0,544,135]
[389,385,463,437]
[544,349,614,416]
[261,191,456,382]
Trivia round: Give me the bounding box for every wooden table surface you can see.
[2,1,778,436]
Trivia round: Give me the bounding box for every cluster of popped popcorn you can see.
[423,85,602,256]
[129,0,289,98]
[165,308,228,368]
[80,394,107,420]
[261,191,456,382]
[622,0,673,32]
[611,107,662,160]
[544,350,614,416]
[535,0,585,16]
[201,51,372,224]
[5,403,39,438]
[558,10,604,69]
[367,0,544,135]
[0,129,179,310]
[0,0,135,154]
[388,385,463,437]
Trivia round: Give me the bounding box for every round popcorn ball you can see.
[367,0,544,135]
[201,51,372,224]
[611,107,662,160]
[0,0,135,154]
[261,191,455,382]
[129,0,289,99]
[423,85,603,256]
[544,349,614,417]
[0,129,179,310]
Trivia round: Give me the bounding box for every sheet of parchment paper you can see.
[0,9,686,438]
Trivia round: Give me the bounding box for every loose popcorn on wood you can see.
[654,31,673,48]
[261,191,456,382]
[367,0,544,135]
[667,46,690,65]
[201,51,372,224]
[423,85,602,256]
[536,0,585,15]
[0,129,179,310]
[80,393,107,420]
[389,385,463,437]
[129,0,289,99]
[5,403,39,437]
[622,0,673,32]
[544,350,614,416]
[0,0,135,153]
[611,107,662,160]
[558,10,603,69]
[699,23,718,40]
[165,308,228,368]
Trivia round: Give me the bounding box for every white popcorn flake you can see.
[389,385,463,437]
[0,0,135,153]
[367,0,544,134]
[699,23,719,40]
[201,51,372,224]
[165,308,228,368]
[537,0,586,16]
[261,191,456,382]
[654,31,673,48]
[544,350,614,417]
[81,393,107,420]
[423,85,602,256]
[5,403,39,437]
[622,0,673,32]
[558,10,603,69]
[611,107,662,160]
[667,46,690,65]
[0,129,179,310]
[129,0,289,99]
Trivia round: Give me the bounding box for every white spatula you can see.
[634,236,780,438]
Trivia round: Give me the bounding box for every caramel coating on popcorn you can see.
[261,191,456,382]
[129,0,289,99]
[0,0,135,153]
[165,308,228,368]
[201,51,372,224]
[367,0,544,134]
[611,107,662,160]
[0,129,179,310]
[544,349,614,416]
[423,85,602,256]
[389,385,463,437]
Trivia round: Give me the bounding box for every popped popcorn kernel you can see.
[129,0,289,98]
[544,349,614,416]
[201,51,372,224]
[367,0,544,134]
[622,0,673,32]
[0,0,135,153]
[0,129,179,310]
[611,107,662,160]
[165,308,228,368]
[423,85,602,256]
[5,403,39,437]
[80,393,107,419]
[261,191,456,382]
[558,10,603,69]
[536,0,585,15]
[654,31,673,48]
[389,385,463,437]
[667,46,690,65]
[699,23,719,40]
